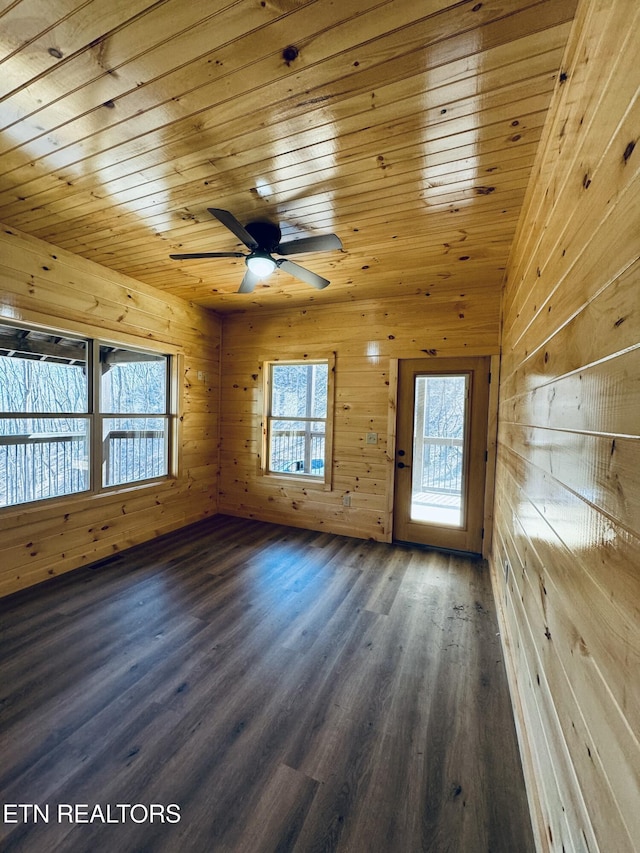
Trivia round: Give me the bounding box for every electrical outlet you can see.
[342,494,351,507]
[366,432,378,445]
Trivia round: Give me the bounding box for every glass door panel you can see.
[411,374,468,527]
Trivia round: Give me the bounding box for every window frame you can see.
[261,354,335,490]
[94,340,173,493]
[0,321,177,513]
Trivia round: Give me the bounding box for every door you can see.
[393,357,490,554]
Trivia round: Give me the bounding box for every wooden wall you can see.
[219,287,500,540]
[0,225,221,597]
[491,0,640,850]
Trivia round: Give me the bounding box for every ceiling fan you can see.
[170,208,342,293]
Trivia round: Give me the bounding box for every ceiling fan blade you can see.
[170,252,245,259]
[278,259,330,289]
[208,208,259,250]
[238,269,260,294]
[275,233,342,255]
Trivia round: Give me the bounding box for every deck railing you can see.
[0,429,166,506]
[269,429,325,475]
[415,436,463,495]
[0,432,88,506]
[103,429,166,486]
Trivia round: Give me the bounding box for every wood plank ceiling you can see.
[0,0,578,313]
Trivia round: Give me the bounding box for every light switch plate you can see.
[366,432,378,445]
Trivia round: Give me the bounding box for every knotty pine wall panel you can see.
[490,1,640,851]
[0,225,221,597]
[219,290,500,541]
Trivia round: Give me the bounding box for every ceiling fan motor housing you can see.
[170,209,338,292]
[245,221,281,252]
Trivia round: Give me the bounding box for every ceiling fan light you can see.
[246,252,276,278]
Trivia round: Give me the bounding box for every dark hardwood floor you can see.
[0,516,535,853]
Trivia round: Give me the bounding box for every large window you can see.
[100,346,169,488]
[0,324,171,509]
[0,329,89,507]
[264,358,334,484]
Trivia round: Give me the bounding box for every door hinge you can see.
[481,527,485,539]
[488,371,492,384]
[484,450,488,462]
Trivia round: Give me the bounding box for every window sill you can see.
[262,472,332,491]
[0,476,175,520]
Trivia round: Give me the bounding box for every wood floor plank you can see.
[0,515,534,852]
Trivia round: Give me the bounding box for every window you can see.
[0,323,172,509]
[0,328,89,507]
[100,346,169,488]
[264,357,334,485]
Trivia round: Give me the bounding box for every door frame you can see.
[386,355,500,558]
